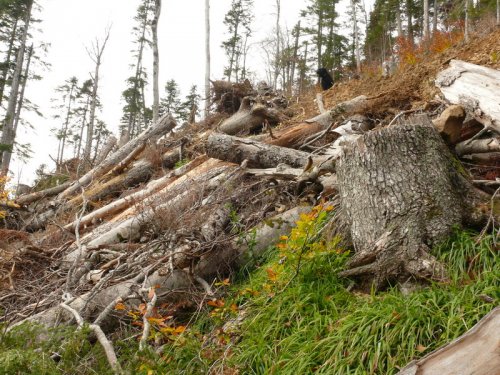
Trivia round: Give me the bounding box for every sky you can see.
[11,0,357,184]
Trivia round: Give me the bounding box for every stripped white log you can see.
[398,307,500,375]
[455,138,500,156]
[436,60,500,132]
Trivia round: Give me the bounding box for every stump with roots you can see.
[336,116,478,288]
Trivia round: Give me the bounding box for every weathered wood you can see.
[436,60,500,132]
[398,307,500,375]
[16,181,71,205]
[58,114,176,201]
[207,133,312,169]
[336,117,477,287]
[219,97,281,135]
[456,137,500,156]
[19,206,310,331]
[306,95,368,127]
[63,156,208,233]
[94,135,117,166]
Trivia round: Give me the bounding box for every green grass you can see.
[0,230,497,374]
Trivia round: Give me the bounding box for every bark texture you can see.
[336,118,474,287]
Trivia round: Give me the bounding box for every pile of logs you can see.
[1,61,499,373]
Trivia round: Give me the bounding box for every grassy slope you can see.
[2,209,497,375]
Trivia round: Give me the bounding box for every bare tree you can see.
[497,0,499,27]
[205,0,211,119]
[351,0,361,74]
[464,0,470,42]
[83,27,111,165]
[1,0,33,176]
[273,0,281,90]
[151,0,161,124]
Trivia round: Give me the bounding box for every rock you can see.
[432,105,466,145]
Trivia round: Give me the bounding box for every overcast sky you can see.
[12,0,358,184]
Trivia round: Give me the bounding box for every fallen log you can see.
[16,181,71,206]
[94,135,117,166]
[336,116,482,288]
[207,133,333,170]
[219,97,282,135]
[63,156,208,233]
[17,206,309,330]
[268,96,369,149]
[398,307,500,375]
[436,60,500,132]
[58,114,176,201]
[455,138,500,156]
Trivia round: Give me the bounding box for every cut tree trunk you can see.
[336,116,478,288]
[436,60,500,132]
[206,133,333,170]
[398,307,500,375]
[219,97,282,135]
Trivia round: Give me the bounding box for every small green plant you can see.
[174,159,190,169]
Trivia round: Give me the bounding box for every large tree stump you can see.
[336,117,476,288]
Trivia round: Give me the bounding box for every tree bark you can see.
[336,117,476,288]
[207,133,316,169]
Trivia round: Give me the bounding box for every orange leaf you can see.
[230,304,239,312]
[207,299,225,307]
[266,268,278,281]
[174,325,186,334]
[114,302,126,311]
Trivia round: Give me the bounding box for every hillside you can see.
[1,27,500,375]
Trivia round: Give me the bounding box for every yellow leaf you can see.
[280,235,289,241]
[230,304,238,312]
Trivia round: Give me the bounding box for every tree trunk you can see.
[0,0,33,176]
[351,0,361,74]
[398,307,500,375]
[16,181,71,206]
[336,117,477,288]
[204,0,211,119]
[273,0,281,91]
[423,0,430,40]
[2,45,33,173]
[0,18,18,108]
[289,21,300,95]
[152,0,161,124]
[464,0,470,43]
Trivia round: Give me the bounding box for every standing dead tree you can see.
[83,27,111,165]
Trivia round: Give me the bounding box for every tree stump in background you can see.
[336,116,477,288]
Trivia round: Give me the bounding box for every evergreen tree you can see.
[159,79,182,121]
[221,0,253,82]
[179,85,200,124]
